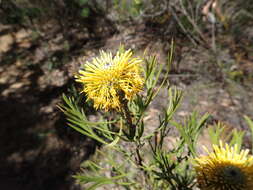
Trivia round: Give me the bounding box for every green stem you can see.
[119,92,136,139]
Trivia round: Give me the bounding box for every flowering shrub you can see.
[60,44,253,190]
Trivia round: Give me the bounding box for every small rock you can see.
[10,82,24,89]
[0,34,14,53]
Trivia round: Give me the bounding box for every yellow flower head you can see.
[194,141,253,190]
[75,49,143,111]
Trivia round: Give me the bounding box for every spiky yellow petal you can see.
[194,141,253,190]
[75,49,143,111]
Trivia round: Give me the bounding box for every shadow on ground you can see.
[0,14,116,189]
[0,76,97,190]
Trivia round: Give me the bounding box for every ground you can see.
[0,13,253,190]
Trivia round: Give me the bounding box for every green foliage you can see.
[78,0,89,6]
[59,94,119,145]
[76,0,91,18]
[0,0,97,26]
[152,150,195,190]
[208,122,227,145]
[113,0,144,20]
[228,70,244,82]
[1,0,42,24]
[208,122,245,150]
[172,112,209,156]
[75,173,131,190]
[80,7,90,18]
[244,116,253,152]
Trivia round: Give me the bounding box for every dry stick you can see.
[178,0,208,45]
[169,7,198,46]
[170,2,211,49]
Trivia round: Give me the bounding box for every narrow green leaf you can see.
[244,115,253,151]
